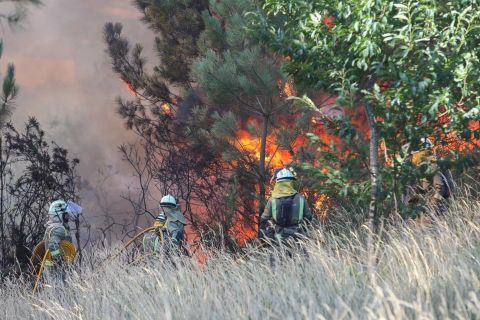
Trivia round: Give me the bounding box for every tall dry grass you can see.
[1,195,479,319]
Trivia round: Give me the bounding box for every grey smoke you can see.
[0,0,157,238]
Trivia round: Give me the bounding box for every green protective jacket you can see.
[260,193,312,240]
[44,222,72,264]
[142,229,166,254]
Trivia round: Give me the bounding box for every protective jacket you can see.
[142,208,186,255]
[43,216,72,281]
[260,192,312,240]
[142,228,167,254]
[163,207,187,245]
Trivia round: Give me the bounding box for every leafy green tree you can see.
[258,0,480,225]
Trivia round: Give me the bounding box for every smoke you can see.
[0,0,157,237]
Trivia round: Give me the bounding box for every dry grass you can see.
[1,197,480,319]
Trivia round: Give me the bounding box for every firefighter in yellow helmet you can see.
[259,168,312,242]
[403,138,452,215]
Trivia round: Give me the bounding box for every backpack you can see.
[272,194,304,228]
[438,170,454,199]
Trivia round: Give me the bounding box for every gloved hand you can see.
[50,250,64,268]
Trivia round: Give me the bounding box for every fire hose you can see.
[99,226,164,266]
[32,249,50,294]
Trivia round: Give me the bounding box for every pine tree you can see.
[104,0,301,243]
[192,0,295,225]
[104,0,209,105]
[133,0,209,87]
[104,1,245,245]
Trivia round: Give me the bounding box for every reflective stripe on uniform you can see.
[142,236,147,252]
[299,197,304,222]
[154,236,160,252]
[272,200,277,222]
[271,196,304,224]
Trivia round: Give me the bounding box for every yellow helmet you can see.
[153,213,166,228]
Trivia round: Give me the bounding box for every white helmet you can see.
[275,168,296,182]
[421,138,433,149]
[160,194,177,208]
[48,200,68,215]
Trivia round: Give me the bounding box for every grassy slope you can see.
[1,198,480,320]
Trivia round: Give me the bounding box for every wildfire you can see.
[313,193,330,220]
[235,128,292,168]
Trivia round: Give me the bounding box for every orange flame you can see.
[121,79,137,96]
[161,103,174,116]
[234,120,293,168]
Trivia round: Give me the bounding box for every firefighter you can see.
[43,200,76,282]
[403,138,453,216]
[143,195,187,258]
[160,195,187,246]
[259,168,312,242]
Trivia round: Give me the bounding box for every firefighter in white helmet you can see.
[260,168,312,241]
[160,195,187,246]
[142,195,187,260]
[43,200,76,281]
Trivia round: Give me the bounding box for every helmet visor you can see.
[66,201,83,216]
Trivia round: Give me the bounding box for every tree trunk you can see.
[365,102,380,231]
[258,115,269,229]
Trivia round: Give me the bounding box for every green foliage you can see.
[133,0,208,86]
[257,0,480,215]
[0,41,18,126]
[193,0,285,111]
[105,2,260,245]
[193,0,297,216]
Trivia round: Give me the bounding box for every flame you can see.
[280,80,295,97]
[323,15,335,30]
[161,103,174,116]
[121,79,137,96]
[235,127,292,168]
[313,193,330,220]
